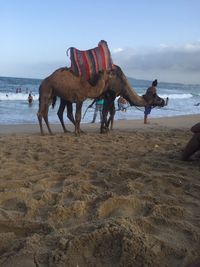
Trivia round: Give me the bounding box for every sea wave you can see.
[0,92,194,101]
[0,93,39,101]
[160,93,193,99]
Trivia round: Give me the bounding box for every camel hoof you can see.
[100,128,109,134]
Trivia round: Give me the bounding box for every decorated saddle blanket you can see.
[67,40,114,80]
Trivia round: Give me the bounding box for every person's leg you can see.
[118,102,122,111]
[99,104,103,122]
[144,114,148,124]
[181,133,200,160]
[144,107,151,124]
[91,105,98,123]
[122,104,127,112]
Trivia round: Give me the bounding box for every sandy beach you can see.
[0,115,200,267]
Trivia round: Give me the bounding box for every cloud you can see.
[112,48,124,53]
[112,41,200,84]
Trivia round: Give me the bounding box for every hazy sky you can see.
[1,0,200,84]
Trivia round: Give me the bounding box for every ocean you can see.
[0,76,200,125]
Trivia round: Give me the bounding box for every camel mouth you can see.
[158,99,165,107]
[152,96,165,107]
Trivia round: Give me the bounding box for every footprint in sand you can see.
[97,196,147,219]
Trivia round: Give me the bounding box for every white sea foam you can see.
[160,93,193,99]
[0,93,39,101]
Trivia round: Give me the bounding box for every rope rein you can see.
[83,97,184,119]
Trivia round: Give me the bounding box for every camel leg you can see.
[43,104,53,135]
[107,108,115,131]
[37,96,52,135]
[57,99,69,133]
[65,101,84,134]
[110,115,114,130]
[108,114,114,130]
[66,102,75,125]
[101,110,109,134]
[37,112,45,136]
[100,111,105,134]
[181,133,200,160]
[75,102,83,135]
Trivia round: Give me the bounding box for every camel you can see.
[50,65,165,135]
[37,68,110,135]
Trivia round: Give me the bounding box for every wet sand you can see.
[0,115,200,267]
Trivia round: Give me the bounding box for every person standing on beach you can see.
[117,96,128,112]
[143,79,158,124]
[100,90,116,133]
[89,97,104,123]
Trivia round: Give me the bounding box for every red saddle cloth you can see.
[67,40,114,80]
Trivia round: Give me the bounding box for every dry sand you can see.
[0,115,200,267]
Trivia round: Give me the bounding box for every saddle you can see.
[67,40,114,80]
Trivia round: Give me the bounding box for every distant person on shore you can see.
[28,93,33,104]
[181,122,200,161]
[89,97,104,123]
[117,96,128,112]
[144,79,158,124]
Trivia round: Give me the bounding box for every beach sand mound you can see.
[0,128,199,267]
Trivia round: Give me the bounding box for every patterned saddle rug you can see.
[67,40,114,80]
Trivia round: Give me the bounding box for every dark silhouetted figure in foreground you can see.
[181,122,200,161]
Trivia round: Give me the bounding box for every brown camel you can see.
[50,65,165,132]
[37,68,110,135]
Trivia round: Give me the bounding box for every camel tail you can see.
[38,84,42,110]
[52,95,57,108]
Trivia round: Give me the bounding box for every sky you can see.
[0,0,200,84]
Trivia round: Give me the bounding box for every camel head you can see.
[143,90,165,107]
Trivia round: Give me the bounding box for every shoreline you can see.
[0,114,199,135]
